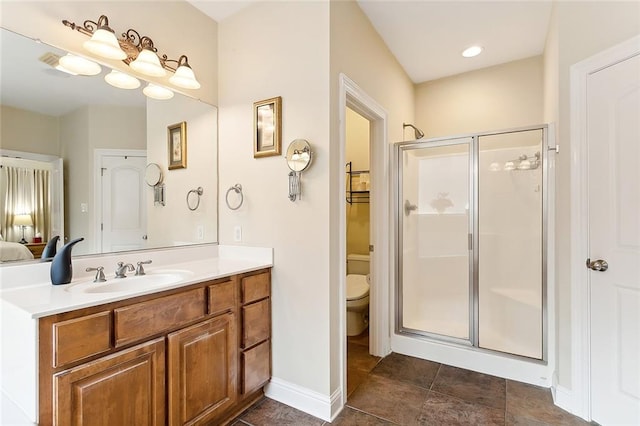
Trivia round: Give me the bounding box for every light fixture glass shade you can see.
[130,49,166,77]
[104,70,141,89]
[54,63,78,76]
[169,64,201,89]
[13,214,33,227]
[143,83,174,100]
[83,28,127,60]
[58,54,102,76]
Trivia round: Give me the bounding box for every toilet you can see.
[346,253,370,336]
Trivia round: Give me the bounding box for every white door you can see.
[588,53,640,425]
[100,155,147,252]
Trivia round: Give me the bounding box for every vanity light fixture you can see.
[38,52,78,75]
[169,56,201,89]
[143,83,174,100]
[462,45,483,58]
[63,14,201,89]
[81,16,127,60]
[105,70,141,89]
[129,42,166,77]
[58,53,102,76]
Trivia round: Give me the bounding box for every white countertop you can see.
[0,244,273,318]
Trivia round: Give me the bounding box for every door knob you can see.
[586,258,608,272]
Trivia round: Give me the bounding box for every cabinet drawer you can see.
[242,299,270,348]
[208,279,236,316]
[53,311,112,368]
[241,272,270,304]
[242,340,270,394]
[114,288,206,347]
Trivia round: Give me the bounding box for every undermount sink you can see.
[66,270,194,294]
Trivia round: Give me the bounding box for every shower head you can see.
[403,123,425,139]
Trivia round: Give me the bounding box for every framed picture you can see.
[168,121,187,169]
[254,96,282,158]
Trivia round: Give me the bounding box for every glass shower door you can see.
[397,137,473,342]
[478,129,544,359]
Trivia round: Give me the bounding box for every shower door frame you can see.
[393,124,549,363]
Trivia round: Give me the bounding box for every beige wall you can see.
[346,108,370,257]
[548,1,640,390]
[146,98,217,248]
[0,106,60,155]
[329,0,415,395]
[218,1,331,396]
[0,1,217,105]
[60,105,146,254]
[415,56,544,138]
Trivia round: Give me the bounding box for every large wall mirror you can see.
[0,28,218,263]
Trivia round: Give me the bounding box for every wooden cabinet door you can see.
[167,313,238,426]
[54,338,165,426]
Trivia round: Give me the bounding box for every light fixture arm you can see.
[62,15,114,38]
[62,15,188,73]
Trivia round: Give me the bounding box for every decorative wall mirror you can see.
[285,139,312,202]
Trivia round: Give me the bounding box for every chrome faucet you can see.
[86,266,106,283]
[115,262,134,278]
[135,260,152,276]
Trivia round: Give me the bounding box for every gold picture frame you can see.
[254,96,282,158]
[168,121,187,169]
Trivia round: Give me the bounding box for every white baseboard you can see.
[552,384,575,416]
[264,377,343,422]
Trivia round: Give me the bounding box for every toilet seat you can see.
[347,274,369,301]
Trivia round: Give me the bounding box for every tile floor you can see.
[232,331,591,425]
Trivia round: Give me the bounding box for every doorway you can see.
[571,35,640,424]
[345,106,377,397]
[339,73,391,408]
[94,149,147,253]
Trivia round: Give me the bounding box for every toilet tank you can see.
[347,253,370,275]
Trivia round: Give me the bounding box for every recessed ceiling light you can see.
[462,46,483,58]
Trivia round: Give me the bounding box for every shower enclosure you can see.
[394,125,548,360]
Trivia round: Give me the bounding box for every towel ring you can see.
[187,187,203,211]
[225,184,243,210]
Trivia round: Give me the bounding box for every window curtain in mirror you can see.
[0,166,50,242]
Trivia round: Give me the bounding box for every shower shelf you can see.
[346,161,370,204]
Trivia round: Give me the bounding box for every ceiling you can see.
[188,0,553,83]
[1,1,554,117]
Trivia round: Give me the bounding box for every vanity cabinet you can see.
[37,268,271,426]
[53,338,166,426]
[240,271,271,395]
[167,313,237,425]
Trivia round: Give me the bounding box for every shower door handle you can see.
[586,258,608,272]
[404,200,417,216]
